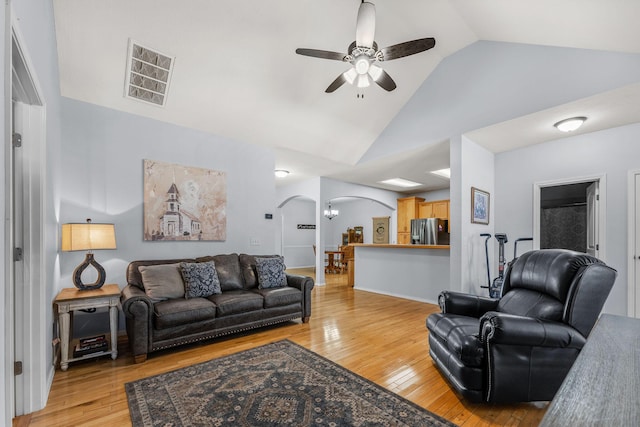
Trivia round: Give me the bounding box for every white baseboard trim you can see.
[353,286,438,306]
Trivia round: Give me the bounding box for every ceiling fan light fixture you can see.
[357,74,370,88]
[368,63,383,81]
[295,1,435,93]
[355,57,370,75]
[344,68,358,85]
[554,116,587,132]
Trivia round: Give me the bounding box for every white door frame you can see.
[5,19,49,419]
[533,174,607,261]
[627,169,640,318]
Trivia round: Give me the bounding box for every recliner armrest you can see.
[480,312,587,349]
[439,291,499,318]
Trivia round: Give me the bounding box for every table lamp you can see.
[61,219,117,290]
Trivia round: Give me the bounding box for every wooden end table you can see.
[54,284,120,371]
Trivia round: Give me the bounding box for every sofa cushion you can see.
[180,261,222,298]
[153,298,217,329]
[127,258,196,291]
[255,256,287,289]
[252,287,301,308]
[239,254,282,289]
[208,290,264,317]
[139,263,185,302]
[196,254,244,291]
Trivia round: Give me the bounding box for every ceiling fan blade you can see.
[295,48,346,61]
[379,37,436,61]
[369,64,396,91]
[355,1,376,48]
[325,72,349,93]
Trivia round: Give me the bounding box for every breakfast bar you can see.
[351,244,450,304]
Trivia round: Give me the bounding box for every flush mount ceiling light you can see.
[554,116,587,132]
[379,178,422,188]
[274,169,290,178]
[430,168,451,179]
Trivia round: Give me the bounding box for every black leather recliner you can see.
[426,249,617,403]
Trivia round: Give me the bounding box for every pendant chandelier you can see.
[324,201,339,220]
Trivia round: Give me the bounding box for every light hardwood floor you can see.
[15,269,546,426]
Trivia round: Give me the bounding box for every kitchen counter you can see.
[352,243,450,250]
[352,244,450,304]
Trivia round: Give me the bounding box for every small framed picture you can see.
[471,187,490,225]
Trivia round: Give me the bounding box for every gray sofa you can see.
[120,253,314,363]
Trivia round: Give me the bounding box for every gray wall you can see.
[495,122,640,315]
[280,198,316,268]
[59,97,277,330]
[363,41,640,163]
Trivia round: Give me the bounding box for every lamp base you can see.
[72,253,106,290]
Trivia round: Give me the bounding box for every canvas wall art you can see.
[143,159,226,241]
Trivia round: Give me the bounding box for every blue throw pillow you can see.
[180,261,221,298]
[255,256,287,289]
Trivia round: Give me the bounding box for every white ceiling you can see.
[52,0,640,193]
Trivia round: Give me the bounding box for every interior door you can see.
[11,101,25,417]
[586,182,599,257]
[9,26,46,417]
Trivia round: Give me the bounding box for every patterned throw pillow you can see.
[180,261,222,298]
[255,256,287,289]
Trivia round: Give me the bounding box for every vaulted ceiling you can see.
[53,0,640,192]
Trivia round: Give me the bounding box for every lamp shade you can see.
[61,222,116,252]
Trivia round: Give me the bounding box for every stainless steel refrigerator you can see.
[410,218,449,245]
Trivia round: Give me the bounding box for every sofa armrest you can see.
[121,284,152,313]
[120,284,154,361]
[286,274,314,322]
[285,273,314,291]
[439,291,499,318]
[480,312,587,349]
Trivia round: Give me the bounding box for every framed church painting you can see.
[143,159,226,241]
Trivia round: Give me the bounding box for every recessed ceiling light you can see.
[274,169,290,178]
[430,168,450,179]
[554,116,587,132]
[379,178,422,188]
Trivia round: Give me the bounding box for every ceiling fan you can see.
[296,1,436,93]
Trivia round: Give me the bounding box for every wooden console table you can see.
[540,314,640,426]
[54,284,120,371]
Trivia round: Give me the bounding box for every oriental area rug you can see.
[125,340,457,427]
